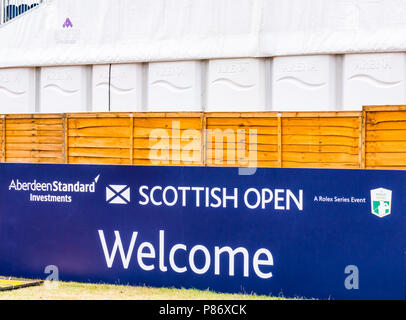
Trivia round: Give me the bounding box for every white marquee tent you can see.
[0,0,406,113]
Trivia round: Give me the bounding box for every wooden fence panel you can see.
[1,108,406,170]
[365,106,406,169]
[281,114,361,169]
[205,113,279,168]
[5,115,64,163]
[132,113,203,166]
[67,114,131,165]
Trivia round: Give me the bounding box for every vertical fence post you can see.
[1,115,5,162]
[359,111,366,169]
[277,113,282,168]
[63,114,68,164]
[129,113,134,165]
[201,112,207,166]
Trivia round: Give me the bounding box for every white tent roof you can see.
[1,0,406,68]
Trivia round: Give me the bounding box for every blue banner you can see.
[0,163,405,300]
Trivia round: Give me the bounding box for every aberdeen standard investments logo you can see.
[370,188,392,218]
[8,175,100,204]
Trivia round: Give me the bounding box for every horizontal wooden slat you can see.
[6,130,62,137]
[133,137,202,149]
[282,152,359,164]
[6,150,63,159]
[7,157,64,163]
[207,118,278,127]
[366,121,406,130]
[366,130,406,141]
[133,151,202,162]
[5,123,63,131]
[68,157,130,165]
[367,111,406,124]
[134,128,202,138]
[68,127,130,137]
[132,160,202,166]
[283,144,359,154]
[366,153,406,166]
[6,118,63,125]
[207,151,278,162]
[133,118,201,129]
[69,137,130,148]
[207,134,276,146]
[366,141,406,153]
[282,117,360,128]
[208,143,278,152]
[208,161,279,167]
[282,135,359,146]
[6,136,63,144]
[282,162,359,169]
[69,148,130,159]
[206,125,277,135]
[282,126,359,137]
[6,143,63,151]
[69,118,130,129]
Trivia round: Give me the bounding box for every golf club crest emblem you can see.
[370,188,392,218]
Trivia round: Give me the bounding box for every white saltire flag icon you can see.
[106,185,130,204]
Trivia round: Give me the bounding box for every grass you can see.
[0,280,290,300]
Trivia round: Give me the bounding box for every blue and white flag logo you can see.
[106,185,130,204]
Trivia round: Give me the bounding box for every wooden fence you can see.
[364,105,406,170]
[0,106,405,169]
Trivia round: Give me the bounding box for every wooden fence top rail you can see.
[3,107,405,118]
[2,114,64,119]
[0,111,364,119]
[363,105,406,112]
